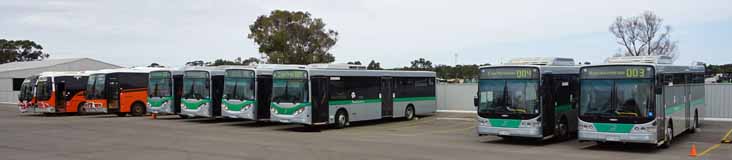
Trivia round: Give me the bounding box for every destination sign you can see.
[185,71,209,78]
[273,70,307,79]
[150,71,171,78]
[226,70,254,78]
[480,67,539,79]
[581,66,654,79]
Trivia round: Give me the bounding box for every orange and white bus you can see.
[35,72,90,114]
[18,75,39,113]
[83,68,156,116]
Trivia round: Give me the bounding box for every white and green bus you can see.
[180,67,225,118]
[147,69,186,118]
[475,57,580,140]
[578,56,704,147]
[269,64,437,128]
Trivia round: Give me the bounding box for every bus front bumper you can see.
[18,103,34,113]
[270,112,310,125]
[578,131,657,144]
[148,104,173,114]
[181,106,211,118]
[477,126,543,138]
[222,108,255,120]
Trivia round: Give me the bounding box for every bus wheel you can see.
[405,105,415,120]
[77,103,86,115]
[660,127,673,148]
[334,110,349,129]
[130,103,145,116]
[557,119,569,140]
[690,111,699,133]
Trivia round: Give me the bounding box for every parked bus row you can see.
[475,56,705,148]
[17,64,438,129]
[16,55,704,147]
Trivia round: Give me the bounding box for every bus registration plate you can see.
[605,136,620,141]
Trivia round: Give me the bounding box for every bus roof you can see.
[295,69,436,77]
[38,71,90,78]
[89,67,159,75]
[582,63,705,74]
[149,67,184,75]
[504,57,576,66]
[480,65,581,75]
[183,66,225,76]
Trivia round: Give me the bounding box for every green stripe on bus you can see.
[182,98,210,110]
[488,119,521,128]
[329,99,382,105]
[555,104,572,113]
[691,98,705,107]
[665,104,685,115]
[593,123,634,133]
[271,102,311,115]
[148,96,171,107]
[223,100,256,111]
[394,96,436,102]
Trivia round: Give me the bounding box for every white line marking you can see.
[437,117,474,121]
[437,110,476,113]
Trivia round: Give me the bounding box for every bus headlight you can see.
[520,121,539,128]
[243,105,252,111]
[271,107,277,114]
[632,126,656,133]
[293,107,305,115]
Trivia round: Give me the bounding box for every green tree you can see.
[185,60,205,66]
[207,57,262,66]
[347,61,362,65]
[248,10,338,64]
[408,58,433,71]
[367,60,382,70]
[0,39,50,64]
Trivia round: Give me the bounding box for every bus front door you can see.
[55,82,66,112]
[310,77,329,124]
[108,79,120,113]
[381,77,393,117]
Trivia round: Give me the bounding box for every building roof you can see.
[0,58,122,73]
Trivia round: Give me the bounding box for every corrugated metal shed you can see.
[0,58,122,103]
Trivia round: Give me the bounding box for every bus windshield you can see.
[36,78,52,100]
[272,70,308,103]
[478,79,540,116]
[148,72,171,98]
[580,79,653,119]
[224,70,255,101]
[18,81,32,101]
[183,71,210,99]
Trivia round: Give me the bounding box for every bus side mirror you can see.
[473,95,479,107]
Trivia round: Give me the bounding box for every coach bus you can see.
[147,68,186,118]
[34,72,89,114]
[269,64,437,128]
[179,67,225,118]
[475,57,580,140]
[18,75,38,113]
[577,56,704,147]
[84,67,155,116]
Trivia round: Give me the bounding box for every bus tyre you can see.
[334,110,349,129]
[130,103,145,116]
[557,119,569,140]
[405,105,415,120]
[660,127,673,148]
[690,111,698,133]
[77,103,86,115]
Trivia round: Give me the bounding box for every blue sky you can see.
[1,0,730,68]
